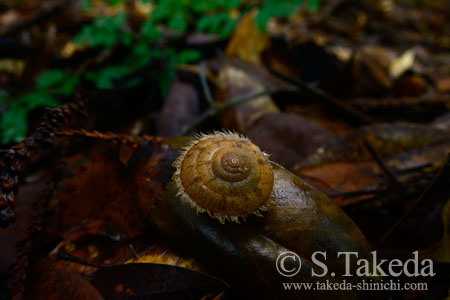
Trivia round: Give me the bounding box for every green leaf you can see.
[1,101,28,144]
[192,1,220,13]
[85,65,130,90]
[308,0,321,12]
[151,0,171,22]
[168,14,187,32]
[177,49,201,64]
[220,16,238,37]
[106,0,127,5]
[36,70,79,95]
[74,12,128,49]
[20,90,59,109]
[224,0,241,9]
[141,21,161,42]
[58,76,80,95]
[256,0,304,30]
[197,14,221,34]
[81,0,93,9]
[37,70,66,88]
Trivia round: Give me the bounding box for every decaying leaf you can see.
[225,9,269,65]
[295,123,450,202]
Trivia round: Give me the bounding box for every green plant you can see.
[257,0,321,30]
[74,11,133,49]
[1,0,321,144]
[1,70,77,143]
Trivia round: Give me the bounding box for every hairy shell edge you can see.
[172,131,275,224]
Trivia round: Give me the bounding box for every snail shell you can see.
[172,132,275,224]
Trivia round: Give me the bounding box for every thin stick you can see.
[178,86,297,136]
[199,60,213,104]
[364,139,403,188]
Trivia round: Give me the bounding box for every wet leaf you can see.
[1,101,28,144]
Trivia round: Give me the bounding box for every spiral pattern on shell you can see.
[172,132,275,224]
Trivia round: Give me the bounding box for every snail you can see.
[144,131,374,299]
[172,131,275,224]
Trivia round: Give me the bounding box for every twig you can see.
[375,154,450,247]
[268,68,374,125]
[392,162,434,175]
[55,128,168,144]
[178,86,297,136]
[199,60,213,104]
[364,139,403,189]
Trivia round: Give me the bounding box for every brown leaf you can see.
[27,258,103,300]
[225,9,269,65]
[215,61,280,131]
[49,149,143,238]
[295,123,450,203]
[156,78,200,137]
[299,123,450,166]
[247,112,337,169]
